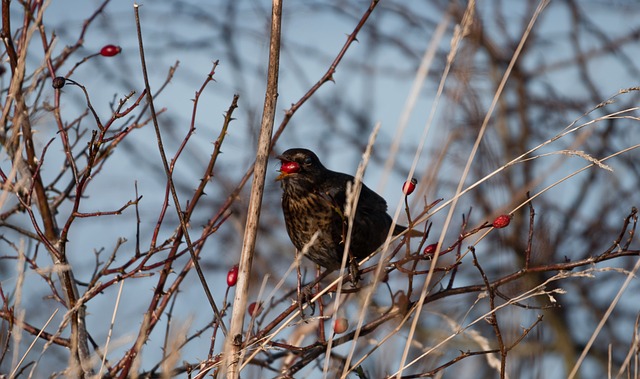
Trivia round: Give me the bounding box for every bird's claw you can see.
[348,257,361,287]
[297,284,316,318]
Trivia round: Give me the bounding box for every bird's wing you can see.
[320,171,388,214]
[357,182,389,213]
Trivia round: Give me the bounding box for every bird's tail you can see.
[393,224,423,237]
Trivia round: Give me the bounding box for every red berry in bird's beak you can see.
[276,161,300,180]
[280,161,300,174]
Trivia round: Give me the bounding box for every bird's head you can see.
[276,148,326,185]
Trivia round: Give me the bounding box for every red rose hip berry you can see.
[402,178,417,195]
[248,302,263,317]
[492,214,511,229]
[226,265,239,287]
[100,44,122,57]
[333,318,349,334]
[423,243,437,256]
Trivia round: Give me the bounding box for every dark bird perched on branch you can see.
[276,148,408,271]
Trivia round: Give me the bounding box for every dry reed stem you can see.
[225,0,282,377]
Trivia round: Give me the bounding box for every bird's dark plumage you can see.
[276,148,406,270]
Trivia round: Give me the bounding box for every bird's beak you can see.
[275,171,288,181]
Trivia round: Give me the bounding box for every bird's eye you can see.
[303,156,313,165]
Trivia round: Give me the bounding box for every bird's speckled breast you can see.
[281,189,344,269]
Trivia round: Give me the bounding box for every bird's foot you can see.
[297,284,316,319]
[348,257,361,287]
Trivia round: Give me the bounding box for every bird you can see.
[276,148,408,271]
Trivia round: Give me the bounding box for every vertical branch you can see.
[225,0,282,377]
[1,0,17,72]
